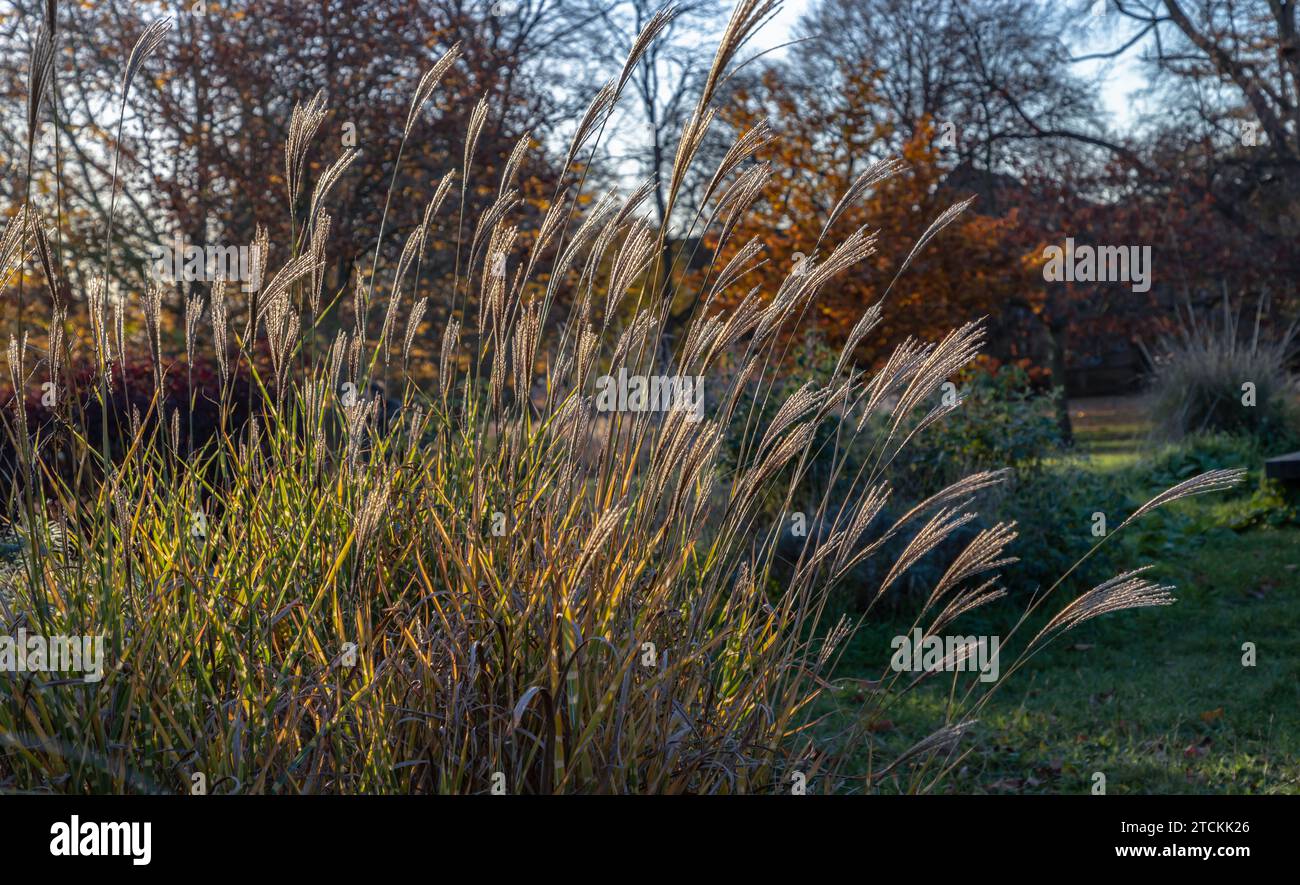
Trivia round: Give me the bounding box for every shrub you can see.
[891,364,1064,500]
[1224,481,1300,530]
[0,356,260,504]
[991,466,1120,595]
[1143,432,1300,529]
[1145,432,1269,494]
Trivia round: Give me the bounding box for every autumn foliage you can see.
[705,67,1033,368]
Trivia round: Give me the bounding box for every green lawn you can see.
[829,516,1300,795]
[827,396,1300,794]
[1065,394,1149,470]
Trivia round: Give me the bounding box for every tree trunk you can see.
[1044,313,1073,445]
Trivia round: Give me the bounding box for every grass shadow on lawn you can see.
[827,528,1300,794]
[824,393,1299,794]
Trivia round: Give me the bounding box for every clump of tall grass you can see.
[0,1,1244,793]
[1144,295,1298,442]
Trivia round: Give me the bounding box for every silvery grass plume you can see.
[0,205,33,286]
[25,26,55,161]
[286,89,328,209]
[121,18,171,96]
[0,0,1251,796]
[1121,467,1247,527]
[1144,293,1298,439]
[1035,567,1176,639]
[98,16,172,340]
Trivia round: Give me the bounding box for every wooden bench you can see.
[1264,452,1300,486]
